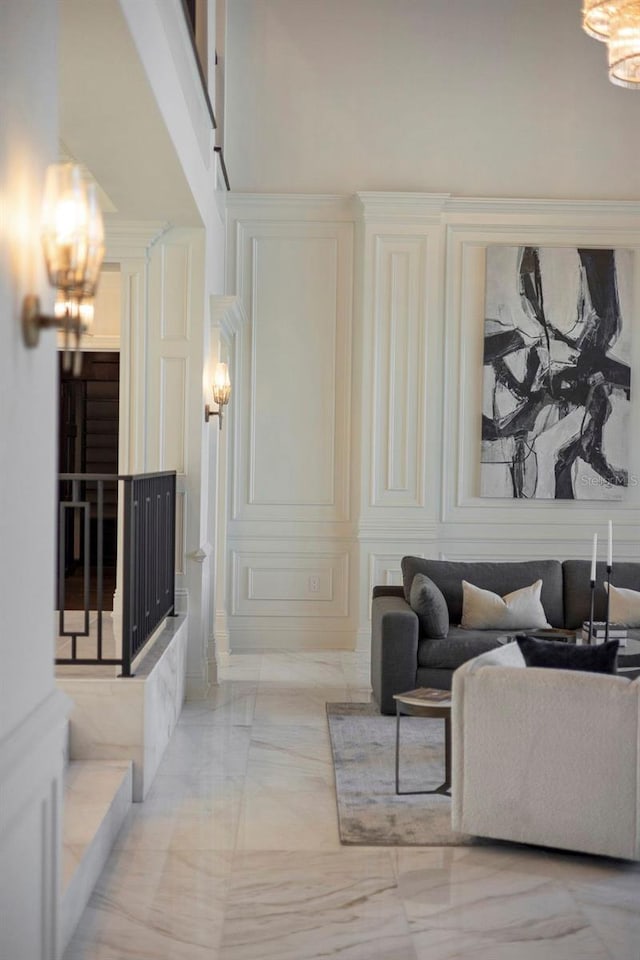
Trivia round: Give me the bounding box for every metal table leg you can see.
[395,705,451,796]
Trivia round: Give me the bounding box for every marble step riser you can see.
[61,763,132,954]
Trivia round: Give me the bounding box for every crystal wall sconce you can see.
[205,362,231,429]
[22,163,105,374]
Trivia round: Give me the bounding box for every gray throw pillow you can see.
[516,636,619,675]
[409,573,449,639]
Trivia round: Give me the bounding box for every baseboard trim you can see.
[229,630,356,653]
[185,676,211,700]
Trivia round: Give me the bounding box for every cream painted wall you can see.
[225,197,357,650]
[222,1,640,653]
[225,0,640,199]
[91,267,121,344]
[225,193,640,652]
[0,1,69,956]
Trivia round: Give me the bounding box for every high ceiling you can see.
[60,0,201,226]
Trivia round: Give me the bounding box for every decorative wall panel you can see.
[225,194,640,652]
[160,243,191,341]
[372,238,427,507]
[159,357,187,474]
[250,235,338,508]
[233,215,353,523]
[232,550,349,618]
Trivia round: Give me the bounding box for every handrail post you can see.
[169,472,176,615]
[121,476,134,678]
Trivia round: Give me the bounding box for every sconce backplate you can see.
[22,294,43,348]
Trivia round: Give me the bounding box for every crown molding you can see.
[226,193,356,221]
[356,192,451,223]
[104,219,170,259]
[444,196,640,219]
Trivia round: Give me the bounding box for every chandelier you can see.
[583,0,640,87]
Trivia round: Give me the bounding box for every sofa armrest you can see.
[370,595,419,714]
[372,585,406,600]
[452,664,640,859]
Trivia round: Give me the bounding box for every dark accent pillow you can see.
[516,636,619,675]
[409,574,449,639]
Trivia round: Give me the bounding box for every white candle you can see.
[591,533,598,581]
[607,520,613,568]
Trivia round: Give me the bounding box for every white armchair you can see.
[451,643,640,860]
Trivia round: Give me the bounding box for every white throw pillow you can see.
[461,579,550,630]
[466,641,527,673]
[605,583,640,627]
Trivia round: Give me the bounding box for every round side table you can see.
[392,688,452,796]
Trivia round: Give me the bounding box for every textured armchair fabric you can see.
[452,649,640,860]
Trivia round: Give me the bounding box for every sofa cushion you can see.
[563,560,640,629]
[461,579,550,630]
[417,628,506,670]
[463,640,527,673]
[409,574,449,638]
[401,558,564,627]
[606,584,640,627]
[516,635,619,674]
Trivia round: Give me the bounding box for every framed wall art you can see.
[481,245,632,500]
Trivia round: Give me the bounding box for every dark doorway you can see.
[58,352,119,609]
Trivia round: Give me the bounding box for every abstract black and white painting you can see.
[481,246,632,500]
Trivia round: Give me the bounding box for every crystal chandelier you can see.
[583,1,640,87]
[583,0,620,40]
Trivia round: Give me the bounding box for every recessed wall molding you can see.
[0,690,68,960]
[231,549,350,618]
[371,236,427,508]
[160,243,191,341]
[159,357,188,473]
[367,551,416,595]
[224,191,640,653]
[229,212,353,523]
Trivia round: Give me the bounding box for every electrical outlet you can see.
[308,575,320,593]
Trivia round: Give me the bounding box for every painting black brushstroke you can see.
[481,246,632,500]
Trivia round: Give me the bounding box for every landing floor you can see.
[64,652,640,960]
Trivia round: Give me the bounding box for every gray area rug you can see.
[327,702,475,847]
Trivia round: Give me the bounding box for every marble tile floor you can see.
[64,652,640,960]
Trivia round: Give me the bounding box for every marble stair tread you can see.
[61,760,133,953]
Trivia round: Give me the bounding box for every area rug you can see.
[326,702,475,847]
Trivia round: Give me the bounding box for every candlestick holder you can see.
[605,563,612,642]
[588,579,596,645]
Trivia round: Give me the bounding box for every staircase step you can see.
[61,760,132,953]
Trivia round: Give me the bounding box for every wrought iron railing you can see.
[178,0,231,190]
[56,471,176,676]
[121,472,176,675]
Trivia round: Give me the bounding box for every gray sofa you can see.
[371,557,640,714]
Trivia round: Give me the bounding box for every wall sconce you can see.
[205,362,231,429]
[22,163,105,374]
